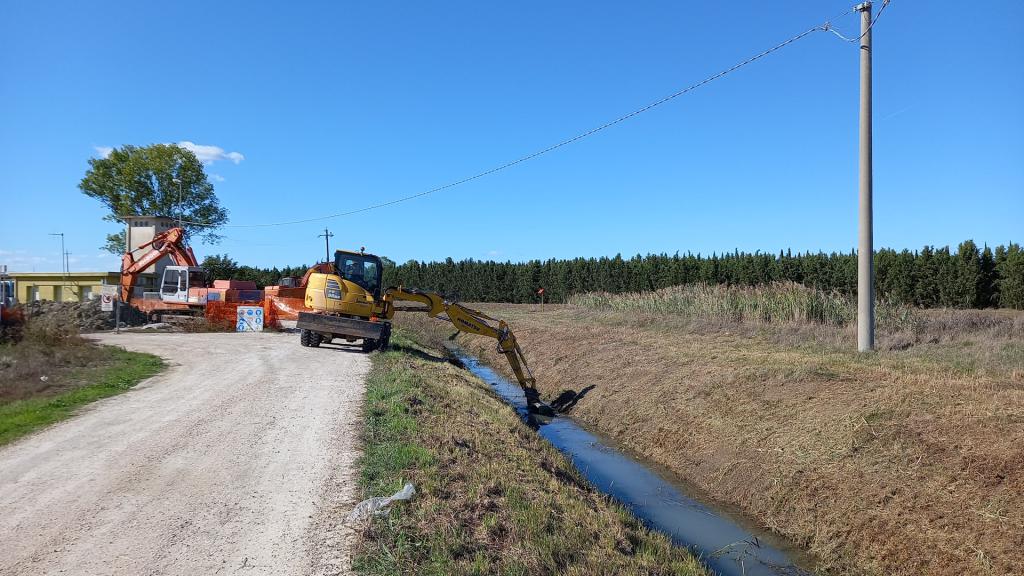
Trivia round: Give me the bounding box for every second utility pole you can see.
[857,1,874,352]
[319,228,334,263]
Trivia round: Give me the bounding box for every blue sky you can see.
[1,1,1021,272]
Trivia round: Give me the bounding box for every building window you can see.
[29,286,39,302]
[81,286,93,300]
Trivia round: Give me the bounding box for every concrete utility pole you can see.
[49,232,67,300]
[318,228,334,263]
[172,178,183,228]
[857,1,874,352]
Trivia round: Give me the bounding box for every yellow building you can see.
[11,272,121,303]
[6,216,178,304]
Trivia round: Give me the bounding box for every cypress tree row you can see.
[380,241,1024,309]
[203,241,1024,310]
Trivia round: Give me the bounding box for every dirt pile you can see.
[22,299,146,332]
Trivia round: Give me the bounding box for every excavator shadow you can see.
[315,342,367,354]
[549,385,597,413]
[387,343,450,364]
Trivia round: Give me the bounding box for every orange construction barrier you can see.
[202,293,306,331]
[265,296,306,322]
[205,300,265,329]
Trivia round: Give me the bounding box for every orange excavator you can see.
[120,227,208,318]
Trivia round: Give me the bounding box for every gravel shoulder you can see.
[0,331,368,576]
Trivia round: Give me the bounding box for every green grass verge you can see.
[353,330,706,576]
[0,347,164,446]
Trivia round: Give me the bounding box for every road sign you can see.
[100,285,119,312]
[236,306,264,332]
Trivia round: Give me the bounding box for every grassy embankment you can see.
[352,330,707,576]
[396,283,1024,576]
[0,317,163,446]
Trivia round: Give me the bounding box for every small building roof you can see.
[8,271,121,278]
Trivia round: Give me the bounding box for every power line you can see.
[184,5,880,229]
[824,0,890,43]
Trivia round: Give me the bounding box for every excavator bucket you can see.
[524,389,555,418]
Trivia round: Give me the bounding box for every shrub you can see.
[22,313,82,345]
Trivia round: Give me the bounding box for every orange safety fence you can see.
[204,300,264,329]
[265,296,306,323]
[203,296,306,330]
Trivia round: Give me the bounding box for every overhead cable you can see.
[184,4,885,229]
[823,0,891,43]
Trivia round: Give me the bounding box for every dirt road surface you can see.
[0,331,368,576]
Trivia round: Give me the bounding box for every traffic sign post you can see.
[100,285,118,312]
[100,285,120,333]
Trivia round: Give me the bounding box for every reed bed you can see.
[568,282,915,330]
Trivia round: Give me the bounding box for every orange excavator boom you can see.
[120,227,198,302]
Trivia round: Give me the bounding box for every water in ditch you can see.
[453,352,816,576]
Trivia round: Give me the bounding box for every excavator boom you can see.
[120,227,198,302]
[385,288,548,414]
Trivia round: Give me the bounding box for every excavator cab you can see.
[334,251,383,298]
[159,266,207,304]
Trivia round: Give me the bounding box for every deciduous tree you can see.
[79,144,229,253]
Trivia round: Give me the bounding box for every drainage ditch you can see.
[453,351,816,576]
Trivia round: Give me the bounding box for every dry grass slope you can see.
[396,297,1024,576]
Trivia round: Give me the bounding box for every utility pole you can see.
[49,232,67,301]
[856,1,874,352]
[318,228,334,263]
[172,177,183,228]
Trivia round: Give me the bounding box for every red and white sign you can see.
[100,285,119,312]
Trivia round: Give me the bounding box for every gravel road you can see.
[0,331,369,576]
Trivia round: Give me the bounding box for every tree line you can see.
[199,254,313,291]
[203,240,1024,309]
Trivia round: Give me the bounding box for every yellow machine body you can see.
[304,250,389,319]
[304,272,385,318]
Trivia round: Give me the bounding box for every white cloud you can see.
[210,173,226,182]
[1,253,51,270]
[178,141,245,164]
[91,142,243,165]
[486,250,502,258]
[1,250,122,273]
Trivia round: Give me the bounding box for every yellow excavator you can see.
[295,248,552,415]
